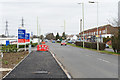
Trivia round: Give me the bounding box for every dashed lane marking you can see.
[97,58,111,63]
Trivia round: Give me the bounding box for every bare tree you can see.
[108,18,120,53]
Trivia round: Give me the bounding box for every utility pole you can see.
[80,19,82,36]
[89,1,99,50]
[37,16,39,44]
[5,20,9,37]
[78,3,85,48]
[21,17,26,51]
[64,20,66,33]
[82,3,85,48]
[97,2,99,51]
[39,24,41,42]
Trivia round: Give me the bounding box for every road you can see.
[47,42,118,78]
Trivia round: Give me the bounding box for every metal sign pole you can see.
[29,44,31,53]
[17,29,19,52]
[25,43,26,51]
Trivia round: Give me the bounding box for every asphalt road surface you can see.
[47,42,118,79]
[3,51,68,80]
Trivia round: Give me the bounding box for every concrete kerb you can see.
[49,50,72,79]
[2,51,32,79]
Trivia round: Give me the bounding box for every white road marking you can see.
[97,58,111,63]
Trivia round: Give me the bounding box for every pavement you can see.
[105,48,114,52]
[3,50,68,80]
[47,42,118,79]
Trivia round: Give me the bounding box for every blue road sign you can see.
[6,40,9,46]
[26,33,30,42]
[18,29,26,43]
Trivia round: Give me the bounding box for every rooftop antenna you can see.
[5,20,9,37]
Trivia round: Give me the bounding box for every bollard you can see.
[29,45,31,53]
[1,52,3,58]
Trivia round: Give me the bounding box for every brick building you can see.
[79,24,119,42]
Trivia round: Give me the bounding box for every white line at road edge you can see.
[97,58,111,63]
[2,51,30,79]
[49,50,72,79]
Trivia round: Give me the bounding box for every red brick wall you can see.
[79,25,118,36]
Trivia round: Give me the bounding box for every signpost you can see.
[31,32,33,37]
[6,40,10,46]
[18,29,26,43]
[17,28,26,51]
[25,33,30,43]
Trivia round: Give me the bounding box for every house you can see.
[79,24,119,42]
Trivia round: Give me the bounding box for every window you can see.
[99,31,101,34]
[102,30,106,33]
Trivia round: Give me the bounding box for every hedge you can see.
[75,41,106,50]
[1,45,18,53]
[1,43,38,53]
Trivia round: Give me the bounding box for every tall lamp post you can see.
[80,19,82,39]
[64,20,66,33]
[37,16,40,44]
[78,3,85,48]
[89,1,99,50]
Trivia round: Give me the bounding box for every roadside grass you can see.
[109,45,112,48]
[67,43,120,55]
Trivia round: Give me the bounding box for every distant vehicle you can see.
[76,40,81,42]
[61,40,67,46]
[57,39,60,41]
[45,39,48,43]
[68,40,73,44]
[52,40,55,43]
[68,40,76,44]
[57,39,61,43]
[42,41,45,44]
[106,44,109,48]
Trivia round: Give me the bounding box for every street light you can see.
[64,20,66,33]
[89,1,99,50]
[78,3,85,48]
[60,20,66,33]
[37,16,40,45]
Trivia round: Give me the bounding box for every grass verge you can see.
[2,51,29,78]
[67,43,120,56]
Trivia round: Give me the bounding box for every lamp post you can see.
[37,16,40,44]
[78,3,85,48]
[89,1,99,50]
[80,19,82,39]
[64,20,66,33]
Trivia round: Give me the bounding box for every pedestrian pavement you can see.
[105,48,114,52]
[3,50,68,80]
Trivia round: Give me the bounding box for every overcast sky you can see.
[0,0,119,36]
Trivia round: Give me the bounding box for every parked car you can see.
[42,41,45,44]
[61,40,67,46]
[45,39,48,43]
[57,39,61,43]
[68,40,73,44]
[106,44,109,48]
[52,40,55,43]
